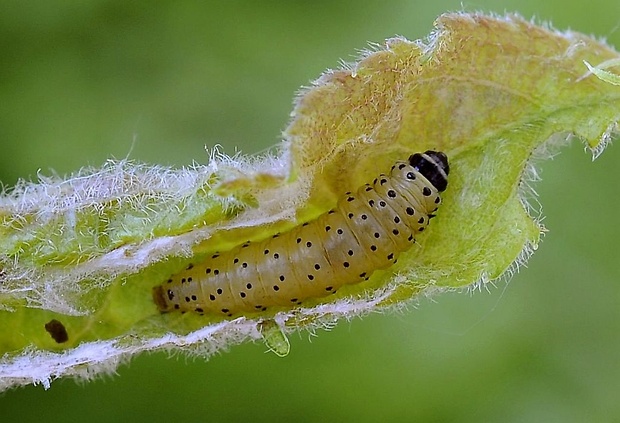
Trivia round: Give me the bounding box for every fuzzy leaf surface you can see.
[1,13,619,391]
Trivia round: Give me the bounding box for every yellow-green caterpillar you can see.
[153,151,449,317]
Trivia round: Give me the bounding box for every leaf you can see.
[1,12,619,391]
[583,59,620,86]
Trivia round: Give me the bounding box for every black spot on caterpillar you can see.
[44,319,69,344]
[153,151,449,317]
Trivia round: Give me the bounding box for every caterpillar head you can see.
[408,151,449,192]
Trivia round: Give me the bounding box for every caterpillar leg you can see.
[152,285,170,313]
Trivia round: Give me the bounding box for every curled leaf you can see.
[1,12,619,391]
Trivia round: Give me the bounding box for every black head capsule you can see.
[408,150,449,192]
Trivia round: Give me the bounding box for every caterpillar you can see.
[153,150,449,317]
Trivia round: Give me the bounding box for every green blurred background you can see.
[1,1,619,421]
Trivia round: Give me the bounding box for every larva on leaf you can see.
[153,150,449,317]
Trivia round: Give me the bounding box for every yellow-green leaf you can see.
[1,12,619,391]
